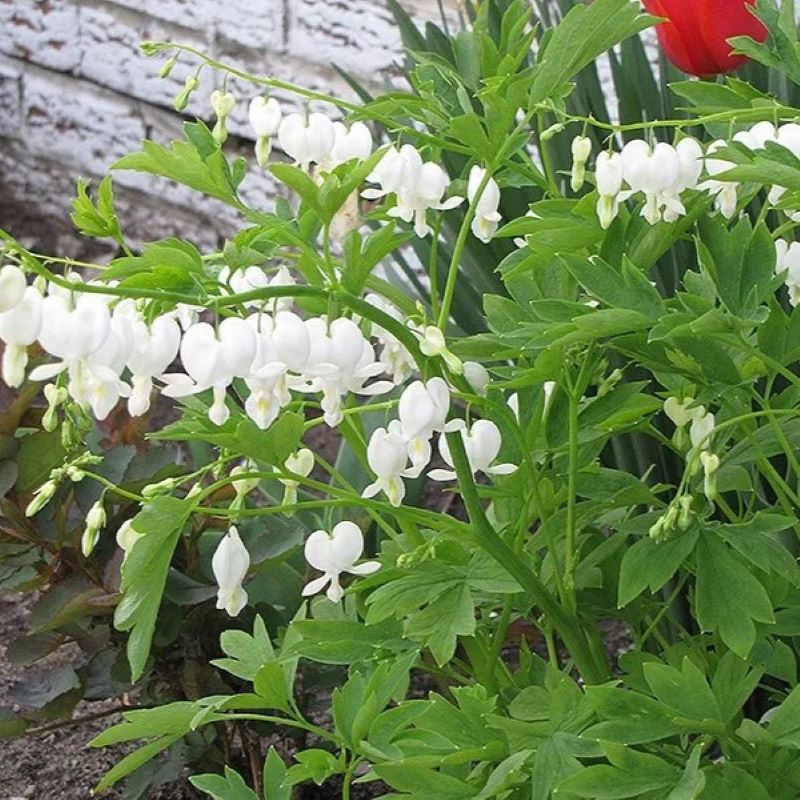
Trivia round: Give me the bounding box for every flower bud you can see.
[700,451,720,502]
[280,448,314,513]
[231,461,259,498]
[464,361,490,396]
[159,54,178,79]
[26,479,58,517]
[142,477,179,498]
[677,495,693,530]
[173,75,199,112]
[116,519,142,557]
[418,325,462,374]
[211,89,236,118]
[81,501,107,557]
[570,135,592,192]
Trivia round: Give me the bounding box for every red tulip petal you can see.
[701,0,768,73]
[643,0,722,76]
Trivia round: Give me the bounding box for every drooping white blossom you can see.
[249,96,282,165]
[329,121,373,166]
[429,419,517,481]
[397,377,456,478]
[467,165,502,243]
[595,151,623,229]
[278,112,336,170]
[212,526,251,617]
[0,286,42,387]
[301,521,380,603]
[126,313,181,416]
[0,265,26,313]
[362,145,463,237]
[363,421,408,507]
[161,317,257,426]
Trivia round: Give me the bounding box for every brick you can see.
[104,0,284,51]
[22,68,146,176]
[77,4,214,117]
[0,0,81,72]
[0,56,23,138]
[287,0,403,77]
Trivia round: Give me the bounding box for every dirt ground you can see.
[0,593,200,800]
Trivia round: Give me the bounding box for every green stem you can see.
[563,389,580,614]
[445,431,608,684]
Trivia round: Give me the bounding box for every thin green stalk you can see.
[445,431,609,684]
[563,389,580,614]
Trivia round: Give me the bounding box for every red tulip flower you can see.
[642,0,768,77]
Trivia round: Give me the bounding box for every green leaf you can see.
[529,0,653,105]
[191,767,259,800]
[263,747,291,800]
[113,122,243,207]
[374,763,477,798]
[211,617,275,681]
[70,177,123,242]
[561,254,664,318]
[584,686,684,744]
[642,657,721,724]
[618,529,698,608]
[695,534,775,658]
[113,496,192,680]
[700,764,772,800]
[557,744,677,798]
[766,684,800,747]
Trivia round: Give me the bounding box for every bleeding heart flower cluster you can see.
[590,137,703,228]
[362,376,517,508]
[589,121,800,230]
[0,266,424,430]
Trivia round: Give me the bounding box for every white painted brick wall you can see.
[0,0,449,253]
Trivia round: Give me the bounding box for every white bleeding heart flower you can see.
[689,408,716,452]
[329,121,373,166]
[29,294,126,419]
[363,421,408,507]
[116,519,142,562]
[249,96,282,136]
[701,140,739,219]
[595,151,623,229]
[301,521,380,603]
[0,286,43,387]
[621,140,681,225]
[303,317,393,427]
[362,144,463,237]
[212,526,251,617]
[775,239,800,306]
[0,265,26,313]
[126,314,181,416]
[660,138,703,222]
[363,293,415,384]
[429,419,517,481]
[467,165,502,243]
[280,448,314,511]
[278,112,336,170]
[663,396,698,429]
[398,377,454,474]
[249,96,282,165]
[244,311,310,429]
[219,265,269,305]
[161,317,257,426]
